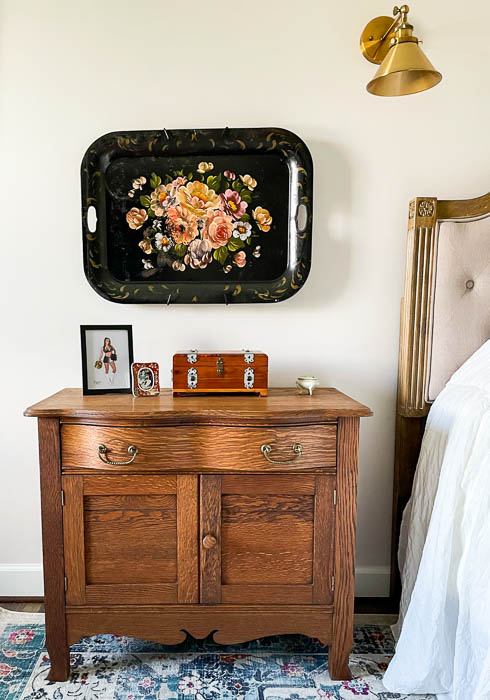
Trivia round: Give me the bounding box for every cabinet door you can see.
[62,474,198,605]
[200,474,335,605]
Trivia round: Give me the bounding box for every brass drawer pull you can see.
[202,534,217,549]
[261,443,303,464]
[98,444,138,465]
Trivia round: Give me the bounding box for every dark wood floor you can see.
[1,602,45,612]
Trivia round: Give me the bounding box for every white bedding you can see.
[383,340,490,700]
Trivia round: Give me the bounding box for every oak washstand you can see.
[25,387,372,681]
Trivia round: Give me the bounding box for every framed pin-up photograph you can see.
[80,325,134,395]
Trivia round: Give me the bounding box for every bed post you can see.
[391,197,438,602]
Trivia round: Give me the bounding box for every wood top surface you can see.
[25,388,372,424]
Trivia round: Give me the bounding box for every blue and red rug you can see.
[0,607,432,699]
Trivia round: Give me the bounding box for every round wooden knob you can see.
[202,534,217,549]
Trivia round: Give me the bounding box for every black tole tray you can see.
[81,128,313,304]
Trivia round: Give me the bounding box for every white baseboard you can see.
[0,564,44,597]
[0,564,390,599]
[354,566,391,597]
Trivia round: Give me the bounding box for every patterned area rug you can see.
[0,607,433,699]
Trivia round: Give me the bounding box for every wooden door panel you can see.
[221,520,313,585]
[63,474,198,605]
[221,492,314,586]
[200,474,335,605]
[84,500,177,584]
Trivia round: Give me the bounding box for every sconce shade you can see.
[367,40,442,96]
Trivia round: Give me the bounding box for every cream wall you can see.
[1,0,489,596]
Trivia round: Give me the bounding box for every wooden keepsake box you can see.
[172,351,268,396]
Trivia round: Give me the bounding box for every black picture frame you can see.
[80,325,134,395]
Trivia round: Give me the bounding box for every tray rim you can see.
[81,127,313,304]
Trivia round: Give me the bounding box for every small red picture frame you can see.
[131,362,160,397]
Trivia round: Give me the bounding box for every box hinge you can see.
[333,489,337,506]
[331,575,335,592]
[61,490,65,507]
[64,576,68,592]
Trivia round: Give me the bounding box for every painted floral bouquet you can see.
[125,162,273,275]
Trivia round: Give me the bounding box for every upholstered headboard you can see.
[391,192,490,603]
[427,215,490,401]
[397,193,490,416]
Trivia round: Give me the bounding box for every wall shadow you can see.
[290,138,353,310]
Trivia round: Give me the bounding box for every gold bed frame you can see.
[391,191,490,601]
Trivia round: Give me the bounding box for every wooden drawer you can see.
[61,424,337,472]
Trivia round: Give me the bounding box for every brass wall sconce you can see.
[360,5,442,96]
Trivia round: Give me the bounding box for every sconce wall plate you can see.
[360,15,397,65]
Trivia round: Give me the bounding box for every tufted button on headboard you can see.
[427,215,490,402]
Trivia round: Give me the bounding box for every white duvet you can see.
[383,340,490,700]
